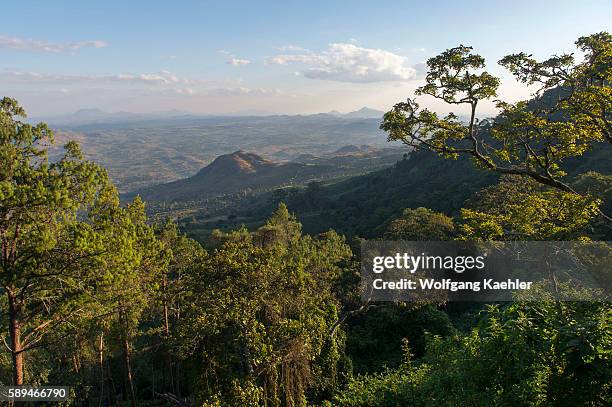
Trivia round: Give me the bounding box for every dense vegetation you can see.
[1,33,611,406]
[180,135,610,241]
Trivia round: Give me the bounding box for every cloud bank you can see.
[0,69,280,98]
[0,35,107,53]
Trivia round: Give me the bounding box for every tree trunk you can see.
[8,290,24,386]
[163,275,170,337]
[175,362,181,398]
[162,275,176,394]
[123,335,137,407]
[98,332,105,407]
[119,308,137,407]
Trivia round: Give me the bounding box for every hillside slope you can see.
[129,148,404,203]
[179,141,612,240]
[129,151,311,202]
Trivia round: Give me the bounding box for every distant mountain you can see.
[333,145,375,155]
[42,108,127,125]
[32,109,199,126]
[127,147,404,203]
[227,109,276,116]
[328,107,385,119]
[35,106,385,127]
[71,108,107,121]
[343,107,385,119]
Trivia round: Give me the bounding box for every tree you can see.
[155,219,207,396]
[459,175,601,240]
[0,97,110,385]
[380,33,611,220]
[90,195,168,407]
[381,207,455,241]
[500,32,611,143]
[175,204,352,406]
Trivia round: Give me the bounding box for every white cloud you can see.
[128,70,180,84]
[0,35,107,53]
[276,44,307,52]
[228,57,251,66]
[267,43,417,83]
[218,50,251,67]
[176,87,195,95]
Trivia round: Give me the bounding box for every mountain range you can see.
[34,107,386,127]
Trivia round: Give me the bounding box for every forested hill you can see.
[126,147,404,203]
[291,141,612,236]
[183,140,612,240]
[180,148,499,239]
[282,148,498,237]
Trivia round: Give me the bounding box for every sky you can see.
[1,0,611,117]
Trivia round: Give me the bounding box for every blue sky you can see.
[1,0,611,116]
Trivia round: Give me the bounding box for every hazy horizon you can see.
[30,105,387,121]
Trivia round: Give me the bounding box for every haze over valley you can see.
[48,108,398,193]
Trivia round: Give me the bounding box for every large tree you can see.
[175,204,352,406]
[0,97,110,385]
[380,33,611,220]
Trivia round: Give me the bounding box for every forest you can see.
[1,32,611,406]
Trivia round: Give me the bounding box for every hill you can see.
[130,151,305,202]
[174,148,497,240]
[128,147,404,203]
[177,140,612,241]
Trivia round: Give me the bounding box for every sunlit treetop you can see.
[381,32,611,222]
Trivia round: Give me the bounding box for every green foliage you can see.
[345,305,455,375]
[0,97,112,385]
[382,207,455,241]
[336,301,611,407]
[381,33,612,211]
[459,175,601,240]
[174,204,353,406]
[573,171,612,239]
